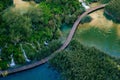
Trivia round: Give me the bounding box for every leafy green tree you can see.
[0,0,13,11]
[2,10,32,44]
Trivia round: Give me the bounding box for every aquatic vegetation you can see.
[76,26,120,57]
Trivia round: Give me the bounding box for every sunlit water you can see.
[0,63,60,80]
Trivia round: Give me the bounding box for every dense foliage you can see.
[105,0,120,22]
[81,16,92,24]
[0,0,84,70]
[51,39,120,80]
[0,0,13,11]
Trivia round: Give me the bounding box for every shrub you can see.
[81,16,92,24]
[105,0,120,22]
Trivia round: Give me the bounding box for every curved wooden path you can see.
[0,4,106,76]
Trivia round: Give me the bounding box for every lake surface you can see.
[0,63,60,80]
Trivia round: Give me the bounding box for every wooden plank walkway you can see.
[0,4,106,76]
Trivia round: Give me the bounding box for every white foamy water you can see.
[44,41,48,46]
[10,54,16,67]
[79,0,90,10]
[20,44,31,62]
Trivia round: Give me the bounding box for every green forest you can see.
[0,0,84,70]
[1,0,120,80]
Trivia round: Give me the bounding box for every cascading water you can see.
[79,0,90,10]
[20,44,31,62]
[44,41,48,46]
[10,54,16,67]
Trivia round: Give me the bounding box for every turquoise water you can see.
[75,27,120,57]
[60,24,71,43]
[0,63,60,80]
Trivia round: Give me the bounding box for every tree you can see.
[105,0,120,22]
[2,10,32,44]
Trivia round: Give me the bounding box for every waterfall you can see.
[20,44,31,62]
[10,54,16,67]
[79,0,90,10]
[44,41,48,46]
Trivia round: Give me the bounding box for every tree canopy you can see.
[0,0,84,70]
[51,39,120,80]
[105,0,120,22]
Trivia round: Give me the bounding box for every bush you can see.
[81,16,92,24]
[0,60,9,70]
[36,40,62,60]
[105,0,120,22]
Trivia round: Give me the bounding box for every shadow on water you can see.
[0,63,61,80]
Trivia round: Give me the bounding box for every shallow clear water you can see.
[76,27,120,57]
[0,63,60,80]
[60,24,71,43]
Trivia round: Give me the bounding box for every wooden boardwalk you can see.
[0,4,106,76]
